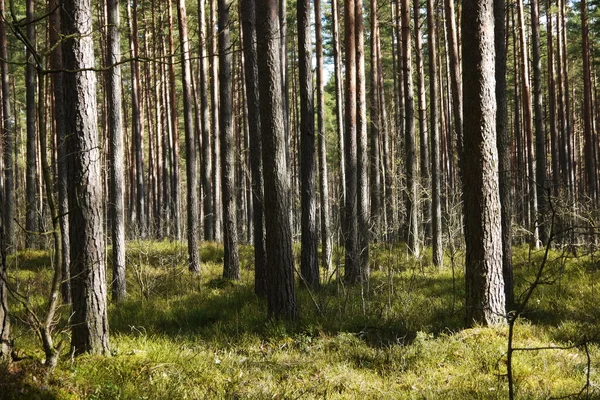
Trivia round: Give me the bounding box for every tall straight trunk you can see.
[198,0,214,241]
[462,0,505,327]
[547,0,559,196]
[559,0,574,196]
[443,0,464,174]
[62,0,110,355]
[331,0,345,231]
[581,0,596,200]
[517,0,539,247]
[531,0,548,241]
[369,0,382,238]
[415,2,431,242]
[25,0,37,249]
[315,0,331,272]
[356,0,369,281]
[298,0,319,288]
[0,0,13,253]
[177,0,201,274]
[219,0,240,280]
[401,0,419,256]
[427,0,442,267]
[128,0,146,238]
[495,0,513,309]
[107,0,126,301]
[167,1,181,240]
[241,0,267,296]
[344,0,359,283]
[49,0,70,302]
[256,0,298,320]
[210,0,222,242]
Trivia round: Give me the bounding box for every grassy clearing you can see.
[1,241,599,399]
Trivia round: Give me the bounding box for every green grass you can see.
[2,241,599,399]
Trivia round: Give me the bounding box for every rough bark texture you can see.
[401,0,419,257]
[62,0,110,355]
[256,0,298,320]
[581,0,596,200]
[219,0,240,280]
[547,0,559,196]
[356,0,369,281]
[210,0,222,242]
[49,0,71,303]
[198,0,214,242]
[25,0,37,249]
[0,0,13,253]
[344,0,359,284]
[495,0,513,309]
[315,0,332,272]
[462,0,506,327]
[177,0,201,274]
[107,0,126,301]
[331,0,345,223]
[241,0,267,297]
[298,0,319,289]
[427,0,442,267]
[369,0,382,237]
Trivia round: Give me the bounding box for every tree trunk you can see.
[344,0,359,284]
[517,0,540,248]
[331,0,345,236]
[0,0,13,253]
[462,0,506,327]
[107,0,126,300]
[0,219,8,360]
[62,0,110,355]
[219,0,240,280]
[356,0,369,281]
[315,0,331,272]
[177,0,201,274]
[198,0,214,242]
[256,0,298,320]
[25,0,37,249]
[415,2,431,243]
[531,0,548,241]
[401,0,419,257]
[581,0,596,200]
[49,0,70,302]
[298,0,319,288]
[369,0,382,239]
[211,0,222,242]
[427,0,442,267]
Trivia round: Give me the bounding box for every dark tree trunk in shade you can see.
[581,0,597,200]
[25,0,37,249]
[256,0,298,320]
[241,0,267,297]
[62,0,110,355]
[356,0,370,281]
[401,0,420,257]
[315,0,332,272]
[331,0,345,227]
[0,0,13,253]
[297,0,319,289]
[0,220,8,360]
[427,0,443,267]
[344,0,359,284]
[177,0,201,274]
[107,0,126,300]
[462,0,506,326]
[494,0,513,309]
[219,0,240,280]
[49,0,71,302]
[198,0,214,242]
[369,0,382,238]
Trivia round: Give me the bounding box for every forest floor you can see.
[1,240,600,399]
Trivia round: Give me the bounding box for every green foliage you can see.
[3,242,600,399]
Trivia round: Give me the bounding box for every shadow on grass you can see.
[0,360,58,400]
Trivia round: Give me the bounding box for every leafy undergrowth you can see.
[3,241,600,399]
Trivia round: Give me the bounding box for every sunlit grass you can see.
[2,242,599,399]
